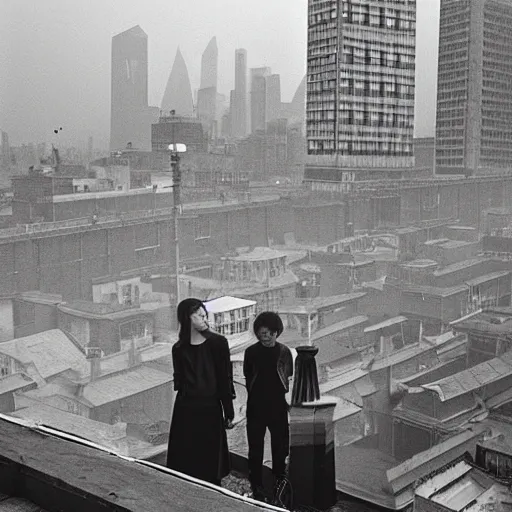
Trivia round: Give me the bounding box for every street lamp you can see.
[168,143,187,308]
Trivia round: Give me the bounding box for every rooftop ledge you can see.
[0,414,284,512]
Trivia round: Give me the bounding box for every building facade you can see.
[305,0,416,185]
[435,0,512,176]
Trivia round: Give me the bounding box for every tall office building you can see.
[266,74,282,124]
[197,37,219,134]
[435,0,512,176]
[200,37,218,90]
[305,1,416,187]
[110,26,158,151]
[161,48,194,117]
[250,67,271,133]
[232,49,248,138]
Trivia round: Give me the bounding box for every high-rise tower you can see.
[435,0,512,176]
[304,1,416,188]
[197,37,219,134]
[161,48,194,117]
[200,37,218,90]
[265,74,282,124]
[250,67,271,133]
[110,25,156,151]
[232,49,248,137]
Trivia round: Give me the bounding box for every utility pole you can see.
[168,143,186,308]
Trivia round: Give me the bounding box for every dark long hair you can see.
[176,298,208,345]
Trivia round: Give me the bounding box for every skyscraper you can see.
[305,1,416,187]
[435,0,512,176]
[110,25,157,151]
[265,74,282,124]
[200,37,218,90]
[232,49,247,137]
[197,37,219,134]
[250,67,271,133]
[161,48,194,117]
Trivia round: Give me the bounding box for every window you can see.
[213,307,254,335]
[121,284,132,306]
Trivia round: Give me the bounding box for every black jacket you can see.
[172,332,236,420]
[243,341,294,395]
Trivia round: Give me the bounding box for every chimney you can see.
[128,337,140,367]
[87,349,102,381]
[289,345,338,511]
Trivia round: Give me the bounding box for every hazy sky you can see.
[0,0,439,149]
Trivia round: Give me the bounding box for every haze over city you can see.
[5,0,512,510]
[1,0,439,147]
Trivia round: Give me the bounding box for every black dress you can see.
[166,332,235,485]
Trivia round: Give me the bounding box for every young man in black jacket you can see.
[243,312,293,502]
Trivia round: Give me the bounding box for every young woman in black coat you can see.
[166,298,235,486]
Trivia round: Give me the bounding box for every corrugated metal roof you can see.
[82,367,172,406]
[422,354,512,402]
[0,330,89,380]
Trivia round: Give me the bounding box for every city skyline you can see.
[1,0,439,147]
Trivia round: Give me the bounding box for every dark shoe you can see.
[272,475,291,509]
[251,485,267,503]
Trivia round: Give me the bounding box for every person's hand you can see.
[224,418,234,430]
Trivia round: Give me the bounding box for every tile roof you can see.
[82,366,172,406]
[0,330,89,380]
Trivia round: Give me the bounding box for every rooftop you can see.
[82,367,172,407]
[58,301,152,321]
[401,283,467,298]
[451,307,512,334]
[421,350,512,402]
[0,414,278,512]
[227,247,289,262]
[204,296,257,313]
[433,257,489,277]
[277,292,367,315]
[0,329,89,380]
